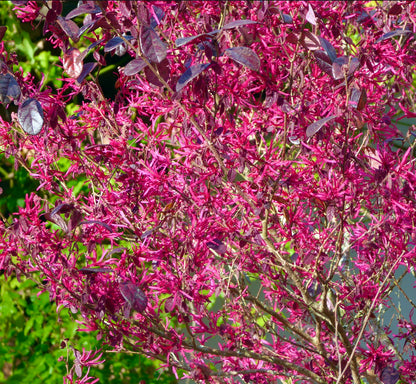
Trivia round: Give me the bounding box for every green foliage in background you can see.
[0,277,177,383]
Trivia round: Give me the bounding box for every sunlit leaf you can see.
[306,115,336,138]
[104,35,134,53]
[65,2,101,19]
[77,62,97,83]
[306,3,317,25]
[63,48,83,78]
[224,47,260,71]
[0,73,20,104]
[18,98,44,135]
[176,63,210,92]
[57,16,79,42]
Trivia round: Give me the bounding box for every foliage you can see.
[0,1,416,383]
[0,277,176,383]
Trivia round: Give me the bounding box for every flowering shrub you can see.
[1,1,416,383]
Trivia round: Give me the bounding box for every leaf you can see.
[350,88,367,111]
[79,268,112,274]
[223,19,258,29]
[18,98,44,135]
[63,48,83,78]
[0,26,7,42]
[300,30,321,51]
[224,47,260,71]
[140,25,167,63]
[376,29,411,43]
[0,73,20,104]
[306,115,336,138]
[104,35,134,53]
[380,367,399,384]
[207,239,227,255]
[76,62,97,83]
[319,37,337,63]
[123,58,147,76]
[176,63,210,92]
[65,2,101,19]
[175,31,219,47]
[119,282,148,313]
[314,50,333,76]
[150,5,165,28]
[332,56,359,80]
[79,220,113,232]
[57,16,79,42]
[306,3,317,25]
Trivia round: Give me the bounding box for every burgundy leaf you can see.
[123,58,147,76]
[76,62,97,83]
[376,29,412,43]
[57,16,79,42]
[65,2,101,19]
[140,25,167,63]
[306,3,317,25]
[300,30,321,51]
[319,37,337,62]
[150,5,165,28]
[79,268,112,274]
[104,35,134,53]
[332,56,359,80]
[0,73,21,104]
[79,220,113,232]
[0,26,7,42]
[176,63,210,92]
[350,88,367,111]
[175,32,218,48]
[207,239,227,254]
[224,47,260,71]
[314,50,333,76]
[78,39,103,62]
[144,58,170,87]
[63,48,83,78]
[119,282,148,313]
[18,98,43,135]
[306,115,336,138]
[380,367,399,384]
[223,19,258,29]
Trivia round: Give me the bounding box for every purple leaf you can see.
[223,19,258,29]
[18,98,44,135]
[78,39,103,62]
[0,73,20,104]
[176,63,210,92]
[175,32,219,48]
[104,35,134,53]
[224,47,260,71]
[319,37,337,63]
[79,220,113,232]
[380,367,399,384]
[140,25,167,63]
[314,50,333,76]
[65,2,101,19]
[306,115,336,138]
[150,5,165,28]
[332,56,359,80]
[300,31,321,51]
[0,26,7,42]
[350,88,367,111]
[376,29,411,43]
[144,58,170,87]
[119,282,148,313]
[207,239,227,254]
[123,58,147,76]
[306,4,317,25]
[57,16,79,42]
[79,268,112,274]
[77,62,97,83]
